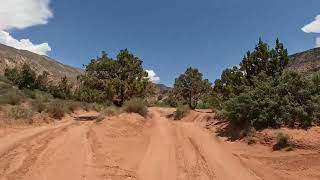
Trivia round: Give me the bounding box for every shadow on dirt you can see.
[215,122,245,141]
[74,116,98,121]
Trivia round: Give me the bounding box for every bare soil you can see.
[0,108,319,180]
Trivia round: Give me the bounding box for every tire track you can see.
[0,122,78,180]
[173,124,215,180]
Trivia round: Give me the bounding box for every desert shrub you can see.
[45,100,67,119]
[0,90,25,105]
[174,105,190,120]
[123,98,148,117]
[96,106,120,122]
[273,132,290,150]
[34,90,53,102]
[103,106,120,116]
[32,100,47,113]
[222,71,320,131]
[65,101,82,113]
[81,103,106,112]
[23,89,37,99]
[8,106,33,120]
[49,76,73,100]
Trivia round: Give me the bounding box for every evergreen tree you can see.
[78,49,154,106]
[173,67,211,109]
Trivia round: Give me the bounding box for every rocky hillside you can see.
[155,83,172,93]
[287,47,320,74]
[0,44,82,82]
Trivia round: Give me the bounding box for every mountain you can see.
[0,44,82,82]
[155,83,172,93]
[287,47,320,74]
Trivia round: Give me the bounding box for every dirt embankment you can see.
[0,108,320,180]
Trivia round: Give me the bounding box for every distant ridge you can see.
[0,44,82,82]
[287,47,320,74]
[155,84,172,93]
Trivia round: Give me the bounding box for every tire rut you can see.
[174,124,215,180]
[0,122,78,180]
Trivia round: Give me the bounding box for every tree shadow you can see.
[214,121,245,141]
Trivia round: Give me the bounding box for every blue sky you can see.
[2,0,320,86]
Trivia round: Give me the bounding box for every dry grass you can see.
[123,98,148,117]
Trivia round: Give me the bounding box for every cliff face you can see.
[0,44,82,82]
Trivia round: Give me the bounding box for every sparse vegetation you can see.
[96,106,120,122]
[273,132,291,150]
[123,98,148,117]
[32,100,47,113]
[0,90,25,105]
[174,105,190,120]
[8,106,33,120]
[45,100,67,119]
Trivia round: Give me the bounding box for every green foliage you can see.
[213,38,319,132]
[4,67,20,85]
[77,50,154,106]
[173,67,212,109]
[35,71,50,91]
[174,105,190,120]
[4,63,51,91]
[8,106,33,120]
[123,98,148,117]
[50,76,73,99]
[240,38,289,78]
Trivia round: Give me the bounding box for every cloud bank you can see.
[302,15,320,33]
[0,0,52,55]
[146,70,160,83]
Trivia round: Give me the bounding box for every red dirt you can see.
[0,108,319,180]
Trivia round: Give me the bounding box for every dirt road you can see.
[0,108,301,180]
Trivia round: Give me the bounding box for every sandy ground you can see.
[0,108,319,180]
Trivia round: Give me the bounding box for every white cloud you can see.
[0,0,52,55]
[146,70,160,83]
[0,31,51,55]
[302,15,320,33]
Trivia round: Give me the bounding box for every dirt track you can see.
[0,108,317,180]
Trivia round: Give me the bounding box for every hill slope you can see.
[0,44,82,82]
[287,47,320,74]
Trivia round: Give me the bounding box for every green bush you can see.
[174,105,190,120]
[8,106,33,120]
[223,72,320,130]
[45,100,67,119]
[123,98,148,117]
